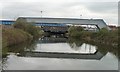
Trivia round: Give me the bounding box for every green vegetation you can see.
[118,27,120,46]
[68,37,118,58]
[68,26,84,37]
[13,19,44,38]
[2,28,32,48]
[2,39,37,58]
[68,26,118,46]
[2,19,44,47]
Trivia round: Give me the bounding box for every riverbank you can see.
[68,26,119,46]
[2,28,33,48]
[2,19,44,47]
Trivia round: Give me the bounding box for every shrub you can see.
[68,26,118,46]
[13,19,43,38]
[68,26,84,37]
[2,28,33,47]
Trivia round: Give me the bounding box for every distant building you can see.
[0,20,15,29]
[108,25,117,31]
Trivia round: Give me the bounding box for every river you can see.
[2,36,118,70]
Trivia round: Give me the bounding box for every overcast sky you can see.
[0,0,119,26]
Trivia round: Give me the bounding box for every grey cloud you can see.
[62,2,118,14]
[1,2,118,25]
[84,2,118,14]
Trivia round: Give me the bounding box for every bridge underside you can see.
[38,24,100,35]
[42,26,68,34]
[35,22,102,34]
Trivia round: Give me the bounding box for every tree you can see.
[13,18,28,31]
[13,18,43,38]
[68,26,84,37]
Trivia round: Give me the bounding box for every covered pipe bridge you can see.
[17,17,110,30]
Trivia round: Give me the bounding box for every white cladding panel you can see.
[26,18,97,24]
[18,17,110,30]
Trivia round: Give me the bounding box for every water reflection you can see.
[2,36,118,70]
[2,40,38,70]
[69,43,97,54]
[69,37,118,58]
[34,37,97,54]
[2,40,37,58]
[38,37,67,43]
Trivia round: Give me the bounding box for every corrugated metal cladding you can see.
[18,17,110,30]
[35,23,67,27]
[0,20,15,25]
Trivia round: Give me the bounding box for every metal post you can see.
[80,14,82,19]
[41,11,43,18]
[40,11,43,28]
